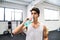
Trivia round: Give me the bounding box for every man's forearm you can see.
[12,22,25,35]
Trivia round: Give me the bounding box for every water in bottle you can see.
[24,16,33,27]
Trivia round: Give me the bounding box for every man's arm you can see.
[12,22,26,35]
[43,26,48,40]
[12,18,28,35]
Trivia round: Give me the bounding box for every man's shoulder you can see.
[40,22,47,29]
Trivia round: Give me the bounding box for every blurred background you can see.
[0,0,60,40]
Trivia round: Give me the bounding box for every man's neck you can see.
[33,20,38,24]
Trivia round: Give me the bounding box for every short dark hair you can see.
[30,7,40,16]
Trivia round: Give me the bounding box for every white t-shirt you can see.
[24,23,44,40]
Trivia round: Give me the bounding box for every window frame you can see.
[0,7,4,21]
[0,7,23,21]
[44,8,59,21]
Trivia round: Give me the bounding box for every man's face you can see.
[31,11,39,19]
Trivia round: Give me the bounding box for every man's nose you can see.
[32,15,34,18]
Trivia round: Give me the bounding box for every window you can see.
[0,7,23,21]
[5,8,23,21]
[5,8,14,21]
[44,9,59,21]
[15,9,23,21]
[0,7,4,20]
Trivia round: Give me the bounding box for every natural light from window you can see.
[44,9,59,21]
[5,8,23,21]
[5,8,14,21]
[15,9,22,21]
[0,8,4,20]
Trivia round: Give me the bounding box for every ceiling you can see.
[1,0,34,6]
[45,0,60,6]
[0,0,60,6]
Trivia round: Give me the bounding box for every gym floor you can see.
[0,30,60,40]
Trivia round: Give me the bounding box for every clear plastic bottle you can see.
[24,16,33,27]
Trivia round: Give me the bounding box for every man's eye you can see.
[31,13,33,14]
[31,13,36,14]
[34,13,36,14]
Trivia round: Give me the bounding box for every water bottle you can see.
[24,16,33,27]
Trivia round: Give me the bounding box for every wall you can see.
[0,22,8,34]
[0,2,27,34]
[35,2,60,31]
[0,1,27,20]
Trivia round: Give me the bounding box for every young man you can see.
[12,7,48,40]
